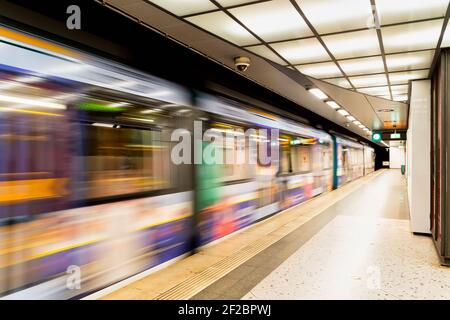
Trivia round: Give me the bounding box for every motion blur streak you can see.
[0,26,374,299]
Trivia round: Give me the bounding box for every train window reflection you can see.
[76,123,172,199]
[291,145,312,173]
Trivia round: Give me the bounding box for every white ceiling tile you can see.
[386,50,435,72]
[382,20,444,53]
[271,38,330,64]
[388,70,429,85]
[298,0,373,34]
[296,62,342,78]
[393,95,409,102]
[349,74,388,87]
[217,0,261,7]
[230,0,313,42]
[186,11,260,46]
[323,77,353,88]
[148,0,217,16]
[246,45,287,65]
[391,85,409,94]
[357,86,390,96]
[376,0,449,25]
[322,29,380,59]
[339,56,385,76]
[441,23,450,47]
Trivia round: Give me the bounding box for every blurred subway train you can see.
[0,26,374,299]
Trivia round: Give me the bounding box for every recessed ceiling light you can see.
[337,109,350,116]
[346,115,356,121]
[353,120,361,125]
[308,88,328,100]
[326,101,340,109]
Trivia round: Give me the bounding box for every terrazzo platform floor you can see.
[242,170,450,300]
[101,169,449,300]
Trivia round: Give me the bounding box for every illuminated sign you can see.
[372,132,382,142]
[391,133,401,139]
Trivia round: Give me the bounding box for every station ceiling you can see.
[102,0,449,136]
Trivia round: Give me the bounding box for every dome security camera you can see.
[234,56,251,72]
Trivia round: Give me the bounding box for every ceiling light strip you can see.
[288,0,357,91]
[370,0,393,101]
[325,100,369,133]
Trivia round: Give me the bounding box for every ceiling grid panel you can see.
[207,0,299,69]
[107,0,450,131]
[288,0,357,90]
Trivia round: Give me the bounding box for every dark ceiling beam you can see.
[370,0,393,101]
[429,2,450,77]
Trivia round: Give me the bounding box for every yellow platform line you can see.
[101,169,386,300]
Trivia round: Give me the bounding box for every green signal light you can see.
[372,132,382,142]
[76,102,126,112]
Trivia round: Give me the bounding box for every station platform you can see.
[87,169,449,300]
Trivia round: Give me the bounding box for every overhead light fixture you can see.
[363,127,369,131]
[141,108,162,114]
[308,88,328,100]
[326,101,340,109]
[346,115,356,121]
[358,124,365,128]
[108,102,130,108]
[92,122,115,128]
[353,120,361,125]
[337,109,349,116]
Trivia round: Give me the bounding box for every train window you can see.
[218,135,255,183]
[321,144,333,170]
[76,123,172,199]
[290,145,312,173]
[70,96,177,200]
[280,143,291,174]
